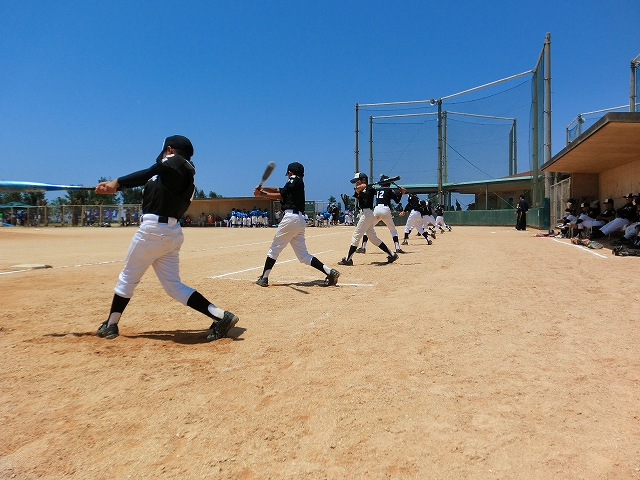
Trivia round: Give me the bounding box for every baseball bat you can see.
[0,181,95,193]
[257,162,276,189]
[371,175,401,186]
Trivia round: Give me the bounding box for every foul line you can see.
[208,250,333,279]
[552,238,609,258]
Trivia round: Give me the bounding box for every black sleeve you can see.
[117,164,160,189]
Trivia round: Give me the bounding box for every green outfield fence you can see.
[388,200,549,230]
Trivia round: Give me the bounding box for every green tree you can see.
[67,177,118,205]
[0,192,24,204]
[194,189,206,199]
[21,191,46,206]
[121,186,143,204]
[340,193,355,211]
[208,191,223,198]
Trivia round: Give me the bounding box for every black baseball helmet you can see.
[350,172,368,184]
[287,162,304,177]
[379,174,391,186]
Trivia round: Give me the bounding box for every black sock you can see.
[110,294,130,315]
[346,245,357,260]
[187,291,215,319]
[378,242,392,255]
[310,256,326,273]
[261,257,276,276]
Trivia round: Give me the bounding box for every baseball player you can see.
[434,202,452,233]
[399,193,433,246]
[593,193,637,238]
[254,162,339,287]
[420,199,438,238]
[338,172,399,266]
[93,135,238,341]
[373,174,407,253]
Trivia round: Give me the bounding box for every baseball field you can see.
[1,224,639,479]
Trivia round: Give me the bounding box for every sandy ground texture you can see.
[1,224,639,479]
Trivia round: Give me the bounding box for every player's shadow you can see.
[269,280,332,293]
[45,327,245,344]
[132,326,245,344]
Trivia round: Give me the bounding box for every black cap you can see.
[157,135,194,161]
[604,198,613,204]
[580,202,590,208]
[623,193,634,199]
[287,162,304,177]
[350,172,368,184]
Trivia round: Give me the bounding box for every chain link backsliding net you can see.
[358,78,536,207]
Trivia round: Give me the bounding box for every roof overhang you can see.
[541,112,640,173]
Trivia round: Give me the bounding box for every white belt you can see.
[141,214,178,226]
[284,209,302,215]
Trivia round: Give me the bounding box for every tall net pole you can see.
[544,33,552,201]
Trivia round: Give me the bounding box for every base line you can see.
[552,238,608,258]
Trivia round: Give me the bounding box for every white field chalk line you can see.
[552,238,609,258]
[225,277,375,287]
[208,250,333,279]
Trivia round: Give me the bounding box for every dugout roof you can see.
[541,112,640,173]
[401,174,533,196]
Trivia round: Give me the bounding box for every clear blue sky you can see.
[2,1,638,203]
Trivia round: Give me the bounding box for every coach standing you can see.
[515,194,529,231]
[93,135,238,341]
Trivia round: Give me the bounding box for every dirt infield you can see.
[1,225,639,479]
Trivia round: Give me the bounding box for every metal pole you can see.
[443,111,448,183]
[437,99,443,204]
[629,55,640,112]
[532,69,539,208]
[513,119,517,175]
[369,116,374,180]
[544,33,552,203]
[354,104,359,173]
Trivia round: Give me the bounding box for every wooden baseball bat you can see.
[257,162,276,189]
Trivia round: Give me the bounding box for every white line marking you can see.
[551,238,608,258]
[208,251,333,279]
[224,277,374,287]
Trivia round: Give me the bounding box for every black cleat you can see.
[401,240,408,246]
[396,249,406,254]
[256,276,269,287]
[325,269,340,286]
[387,252,399,263]
[337,257,353,266]
[355,247,366,254]
[97,320,119,339]
[207,311,239,341]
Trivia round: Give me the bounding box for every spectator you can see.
[184,215,192,226]
[207,214,213,226]
[198,212,206,227]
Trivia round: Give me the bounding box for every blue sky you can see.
[2,1,638,204]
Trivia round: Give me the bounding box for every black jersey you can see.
[354,185,377,210]
[117,154,195,219]
[434,204,444,216]
[617,202,637,221]
[423,201,433,216]
[375,187,402,207]
[404,195,420,213]
[279,175,305,212]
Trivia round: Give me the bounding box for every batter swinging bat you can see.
[257,162,276,189]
